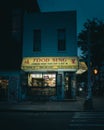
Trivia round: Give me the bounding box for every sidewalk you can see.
[0,97,104,112]
[93,96,104,111]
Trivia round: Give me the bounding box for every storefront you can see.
[21,57,78,100]
[0,76,9,101]
[0,71,21,102]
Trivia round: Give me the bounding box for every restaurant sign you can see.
[21,57,78,71]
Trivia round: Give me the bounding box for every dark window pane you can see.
[57,29,66,51]
[33,29,41,51]
[58,40,66,51]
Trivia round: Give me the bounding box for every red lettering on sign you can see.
[71,59,76,64]
[33,58,50,62]
[52,58,67,62]
[24,59,29,64]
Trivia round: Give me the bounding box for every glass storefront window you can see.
[27,73,56,97]
[43,74,56,87]
[28,73,56,87]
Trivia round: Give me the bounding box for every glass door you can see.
[64,73,72,98]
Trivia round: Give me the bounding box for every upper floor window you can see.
[57,29,66,51]
[33,29,41,52]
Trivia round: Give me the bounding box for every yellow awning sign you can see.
[21,57,78,71]
[76,61,88,74]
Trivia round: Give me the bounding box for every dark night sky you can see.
[37,0,104,34]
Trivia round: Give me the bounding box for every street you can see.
[0,111,74,130]
[0,111,104,130]
[67,112,104,130]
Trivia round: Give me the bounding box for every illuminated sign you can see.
[21,57,78,71]
[76,62,88,74]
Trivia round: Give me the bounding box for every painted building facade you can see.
[21,11,78,101]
